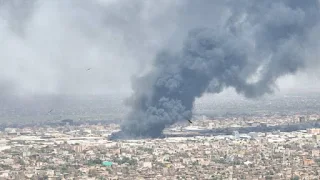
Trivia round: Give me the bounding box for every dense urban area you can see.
[0,93,319,179]
[0,114,319,179]
[1,0,320,179]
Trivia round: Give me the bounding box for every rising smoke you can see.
[113,0,320,139]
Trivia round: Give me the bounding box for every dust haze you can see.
[1,0,320,133]
[0,0,184,97]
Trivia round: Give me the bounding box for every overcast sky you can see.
[0,0,319,98]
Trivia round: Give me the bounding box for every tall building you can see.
[299,116,306,122]
[233,131,240,139]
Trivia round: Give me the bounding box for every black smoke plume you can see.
[111,0,320,139]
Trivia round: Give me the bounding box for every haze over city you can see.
[0,0,320,97]
[0,0,319,129]
[1,0,320,179]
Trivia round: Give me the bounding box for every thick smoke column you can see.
[112,0,320,139]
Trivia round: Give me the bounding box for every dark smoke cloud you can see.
[114,0,320,139]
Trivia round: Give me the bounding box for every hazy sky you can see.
[0,0,319,97]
